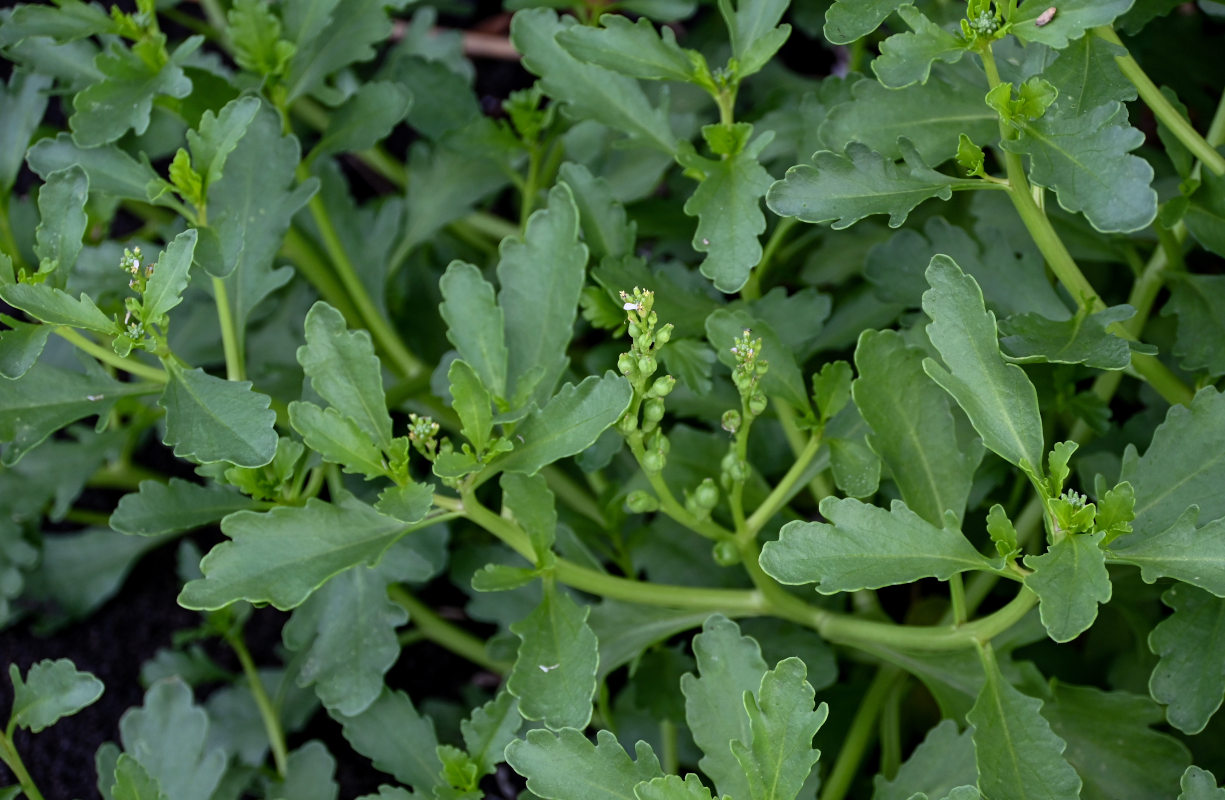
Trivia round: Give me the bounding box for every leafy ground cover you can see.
[3,0,1225,798]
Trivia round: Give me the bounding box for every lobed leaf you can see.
[731,657,827,800]
[32,165,88,277]
[557,15,696,82]
[110,478,258,537]
[8,658,104,733]
[448,359,494,455]
[635,774,717,800]
[1164,274,1225,377]
[461,690,522,778]
[1148,584,1225,734]
[872,5,968,89]
[0,282,116,333]
[501,472,558,562]
[1107,508,1225,597]
[1011,0,1136,48]
[873,719,976,800]
[1043,34,1135,114]
[159,362,278,468]
[823,0,909,44]
[559,162,637,261]
[506,728,664,800]
[439,260,509,400]
[113,679,227,800]
[334,688,443,791]
[998,305,1136,370]
[1024,533,1112,642]
[141,229,197,325]
[507,586,599,730]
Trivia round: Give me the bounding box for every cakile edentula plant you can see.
[3,0,1225,798]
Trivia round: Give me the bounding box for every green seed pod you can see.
[628,322,641,339]
[642,450,665,474]
[648,375,676,398]
[626,490,660,513]
[618,353,635,376]
[617,412,638,436]
[638,355,656,376]
[712,540,740,566]
[721,409,741,434]
[748,393,767,416]
[694,478,719,509]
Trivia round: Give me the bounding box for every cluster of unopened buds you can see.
[407,413,440,460]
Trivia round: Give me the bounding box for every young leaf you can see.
[1011,0,1135,48]
[998,305,1136,370]
[1148,584,1225,734]
[449,359,493,455]
[967,652,1082,800]
[681,615,768,800]
[823,0,909,44]
[853,329,981,526]
[498,183,587,407]
[1108,508,1225,598]
[178,497,414,611]
[1040,682,1191,800]
[375,482,437,524]
[297,301,394,451]
[921,255,1045,476]
[141,229,197,324]
[1119,387,1225,537]
[495,372,634,476]
[439,260,509,400]
[502,472,558,562]
[288,402,389,480]
[112,679,227,800]
[0,282,117,333]
[762,498,993,593]
[1164,274,1225,377]
[110,754,167,800]
[226,0,295,77]
[334,688,443,792]
[676,127,775,293]
[461,690,522,778]
[511,9,678,154]
[505,728,664,800]
[282,565,409,716]
[8,659,104,733]
[1180,767,1225,800]
[1024,533,1112,642]
[159,362,278,468]
[109,478,258,537]
[1002,101,1156,233]
[556,15,696,82]
[872,5,969,89]
[766,141,961,229]
[264,741,339,800]
[33,165,88,276]
[873,719,977,800]
[718,0,790,78]
[507,585,599,730]
[731,657,828,800]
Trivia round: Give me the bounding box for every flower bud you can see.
[626,490,660,513]
[643,398,665,423]
[617,412,638,436]
[694,478,719,510]
[628,322,641,339]
[748,393,767,417]
[618,353,635,376]
[712,540,740,566]
[637,356,656,376]
[648,375,676,398]
[656,324,673,345]
[641,450,665,474]
[721,409,741,435]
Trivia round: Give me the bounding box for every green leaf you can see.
[289,402,388,480]
[635,774,717,800]
[334,688,443,791]
[1108,508,1225,598]
[461,690,522,778]
[1184,156,1225,257]
[69,38,195,147]
[677,127,775,293]
[297,301,394,451]
[399,139,511,258]
[872,5,969,89]
[1043,34,1135,114]
[502,472,558,562]
[0,317,50,379]
[110,478,258,536]
[1040,682,1191,800]
[8,659,104,733]
[28,526,161,623]
[559,162,637,261]
[1164,274,1225,377]
[449,359,493,455]
[439,261,509,401]
[498,183,587,407]
[375,482,436,524]
[921,255,1045,476]
[496,372,634,476]
[159,362,278,468]
[226,0,296,76]
[178,497,412,611]
[706,308,810,414]
[265,741,339,800]
[828,434,882,499]
[718,0,790,77]
[967,652,1082,800]
[111,755,167,800]
[282,564,408,715]
[853,329,981,526]
[731,657,827,800]
[998,304,1136,370]
[201,102,316,278]
[557,15,696,82]
[1011,0,1136,47]
[681,615,768,800]
[1119,387,1225,537]
[185,96,261,193]
[762,497,992,593]
[824,0,909,44]
[1180,767,1225,800]
[1003,101,1156,233]
[0,362,148,466]
[508,586,599,730]
[1023,533,1111,642]
[589,602,717,679]
[26,134,170,206]
[766,141,961,229]
[820,67,998,166]
[0,70,52,193]
[873,719,977,800]
[141,229,197,325]
[283,0,411,104]
[0,282,117,333]
[311,81,412,161]
[113,679,227,800]
[1149,584,1225,734]
[505,728,664,800]
[33,165,88,276]
[511,8,678,154]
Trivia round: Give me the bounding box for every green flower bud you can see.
[628,322,641,339]
[643,398,665,423]
[712,540,740,566]
[648,375,676,398]
[694,478,719,510]
[626,490,660,513]
[721,409,741,434]
[638,355,656,376]
[656,324,673,345]
[748,393,767,417]
[617,412,638,436]
[618,353,635,376]
[642,450,665,474]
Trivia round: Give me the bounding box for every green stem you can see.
[300,189,425,380]
[542,465,607,527]
[519,143,543,231]
[280,226,362,323]
[0,733,46,800]
[211,276,245,381]
[743,431,821,536]
[878,677,906,780]
[659,719,679,776]
[741,217,797,301]
[53,328,168,383]
[819,667,901,800]
[388,585,510,673]
[776,402,833,505]
[626,433,734,541]
[224,630,289,778]
[948,573,967,625]
[1094,26,1225,177]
